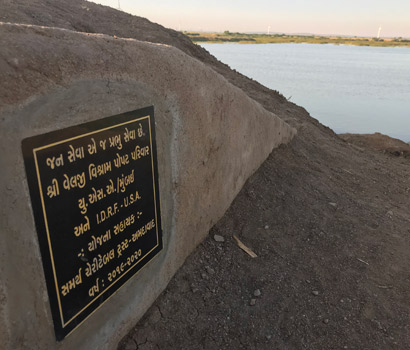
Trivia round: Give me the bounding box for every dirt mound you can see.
[340,132,410,158]
[0,0,288,110]
[3,1,410,349]
[0,0,194,54]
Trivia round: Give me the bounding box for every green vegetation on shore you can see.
[186,31,410,47]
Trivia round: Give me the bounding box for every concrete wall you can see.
[0,23,295,349]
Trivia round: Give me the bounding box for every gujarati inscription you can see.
[22,106,162,341]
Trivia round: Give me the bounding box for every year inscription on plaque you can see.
[22,106,162,341]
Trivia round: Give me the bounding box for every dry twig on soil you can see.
[233,235,257,258]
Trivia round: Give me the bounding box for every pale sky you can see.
[89,0,410,38]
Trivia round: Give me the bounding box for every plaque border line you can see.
[32,115,161,330]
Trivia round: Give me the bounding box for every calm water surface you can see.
[201,43,410,141]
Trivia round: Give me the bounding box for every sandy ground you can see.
[3,1,410,349]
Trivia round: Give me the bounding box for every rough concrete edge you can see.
[0,21,295,138]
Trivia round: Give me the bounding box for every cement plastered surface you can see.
[0,23,295,349]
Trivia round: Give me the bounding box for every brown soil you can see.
[340,133,410,158]
[3,1,410,349]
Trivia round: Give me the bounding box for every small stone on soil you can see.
[205,266,215,274]
[250,298,256,306]
[264,225,269,229]
[312,290,319,296]
[213,234,225,242]
[254,289,261,297]
[329,202,337,207]
[323,318,329,324]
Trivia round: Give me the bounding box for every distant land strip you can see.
[186,31,410,47]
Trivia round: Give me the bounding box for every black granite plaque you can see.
[22,106,162,341]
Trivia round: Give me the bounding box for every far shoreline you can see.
[186,31,410,48]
